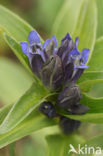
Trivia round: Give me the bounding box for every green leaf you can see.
[79,79,103,93]
[79,79,103,98]
[0,105,12,125]
[52,0,83,41]
[77,72,103,98]
[80,94,103,113]
[0,5,43,76]
[0,82,51,134]
[3,33,32,76]
[72,0,97,62]
[52,0,97,62]
[64,113,103,124]
[84,134,103,149]
[0,5,42,42]
[87,37,103,71]
[78,71,103,83]
[46,134,103,156]
[34,0,64,33]
[0,109,57,148]
[78,38,103,97]
[46,134,85,156]
[87,82,103,98]
[78,37,103,83]
[0,57,33,105]
[96,0,103,38]
[46,135,64,156]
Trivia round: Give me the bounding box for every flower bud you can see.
[39,102,58,118]
[57,84,81,109]
[69,104,89,115]
[41,55,63,90]
[30,54,44,78]
[59,116,81,135]
[45,40,55,57]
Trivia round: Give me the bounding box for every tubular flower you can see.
[20,30,90,134]
[20,30,89,90]
[39,101,58,118]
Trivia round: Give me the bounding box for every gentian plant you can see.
[0,0,103,155]
[21,31,89,134]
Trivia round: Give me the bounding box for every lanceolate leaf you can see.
[72,0,97,62]
[0,83,51,134]
[80,94,103,113]
[79,79,103,98]
[79,79,103,93]
[0,109,57,149]
[96,0,103,38]
[76,36,103,83]
[35,0,64,33]
[0,5,41,42]
[3,34,32,76]
[52,0,83,42]
[78,71,103,83]
[77,38,103,97]
[0,105,12,125]
[64,113,103,124]
[87,37,103,72]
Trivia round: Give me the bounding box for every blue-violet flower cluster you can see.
[21,30,90,134]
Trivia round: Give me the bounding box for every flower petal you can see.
[70,104,89,115]
[43,39,50,49]
[20,41,29,57]
[82,49,89,64]
[75,65,89,69]
[28,30,40,44]
[64,63,74,84]
[50,35,58,47]
[69,48,80,58]
[72,69,84,82]
[37,49,46,62]
[61,33,72,43]
[75,37,79,48]
[30,54,44,78]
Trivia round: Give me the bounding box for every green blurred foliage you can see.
[0,57,33,105]
[0,0,64,36]
[96,0,103,38]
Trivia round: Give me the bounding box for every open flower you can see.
[20,30,89,90]
[56,33,89,83]
[20,30,57,62]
